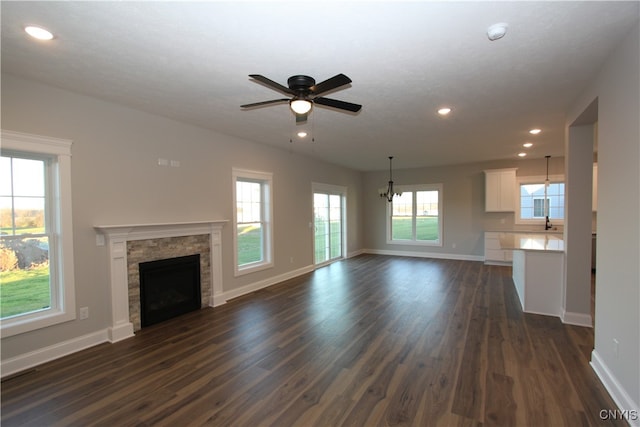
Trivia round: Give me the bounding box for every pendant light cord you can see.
[545,155,550,181]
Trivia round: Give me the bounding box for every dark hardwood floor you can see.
[1,255,622,426]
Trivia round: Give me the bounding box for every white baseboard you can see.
[363,248,484,262]
[561,309,593,327]
[210,293,227,308]
[347,249,365,258]
[1,329,109,379]
[220,264,315,302]
[484,260,513,266]
[107,322,135,342]
[591,350,640,427]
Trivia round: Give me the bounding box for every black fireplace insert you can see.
[139,254,201,327]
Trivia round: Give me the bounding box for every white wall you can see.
[1,74,364,361]
[567,22,639,415]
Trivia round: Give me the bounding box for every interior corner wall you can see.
[567,21,639,412]
[0,73,364,363]
[563,124,594,321]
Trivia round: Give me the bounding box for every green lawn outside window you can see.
[392,216,439,241]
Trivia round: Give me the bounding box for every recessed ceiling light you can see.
[297,131,308,138]
[437,107,452,116]
[523,142,533,148]
[518,152,527,157]
[529,128,541,135]
[24,25,54,41]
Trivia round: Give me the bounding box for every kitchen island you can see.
[499,233,564,318]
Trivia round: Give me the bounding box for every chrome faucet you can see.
[545,215,553,230]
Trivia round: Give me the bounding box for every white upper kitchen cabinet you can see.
[484,168,517,212]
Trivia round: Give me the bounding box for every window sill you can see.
[1,308,76,338]
[234,261,274,277]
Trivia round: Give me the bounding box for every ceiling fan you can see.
[241,74,362,123]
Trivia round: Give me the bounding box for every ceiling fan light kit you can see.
[290,99,312,115]
[241,73,361,124]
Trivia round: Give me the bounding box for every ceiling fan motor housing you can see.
[288,75,315,94]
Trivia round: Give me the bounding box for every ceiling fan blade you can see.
[241,99,289,108]
[314,97,362,112]
[296,113,308,123]
[249,74,295,95]
[311,74,352,96]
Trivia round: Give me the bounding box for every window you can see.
[232,168,273,275]
[533,198,548,218]
[1,130,75,337]
[517,176,565,223]
[388,184,442,246]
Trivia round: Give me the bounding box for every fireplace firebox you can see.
[139,254,201,327]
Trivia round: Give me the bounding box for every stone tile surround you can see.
[127,235,211,331]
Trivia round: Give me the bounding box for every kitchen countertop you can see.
[498,232,564,252]
[486,229,563,234]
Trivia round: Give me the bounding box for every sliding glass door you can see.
[313,184,345,265]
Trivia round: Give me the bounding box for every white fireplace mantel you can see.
[95,220,227,343]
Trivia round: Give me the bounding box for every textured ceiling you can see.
[2,1,638,171]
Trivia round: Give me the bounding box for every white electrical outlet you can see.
[80,307,89,320]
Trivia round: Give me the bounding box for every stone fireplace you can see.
[94,221,227,342]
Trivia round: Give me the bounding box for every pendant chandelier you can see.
[379,156,402,202]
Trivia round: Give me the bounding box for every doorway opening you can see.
[566,96,598,329]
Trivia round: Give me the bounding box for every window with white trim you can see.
[232,168,273,275]
[1,130,76,337]
[387,184,443,246]
[517,175,565,224]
